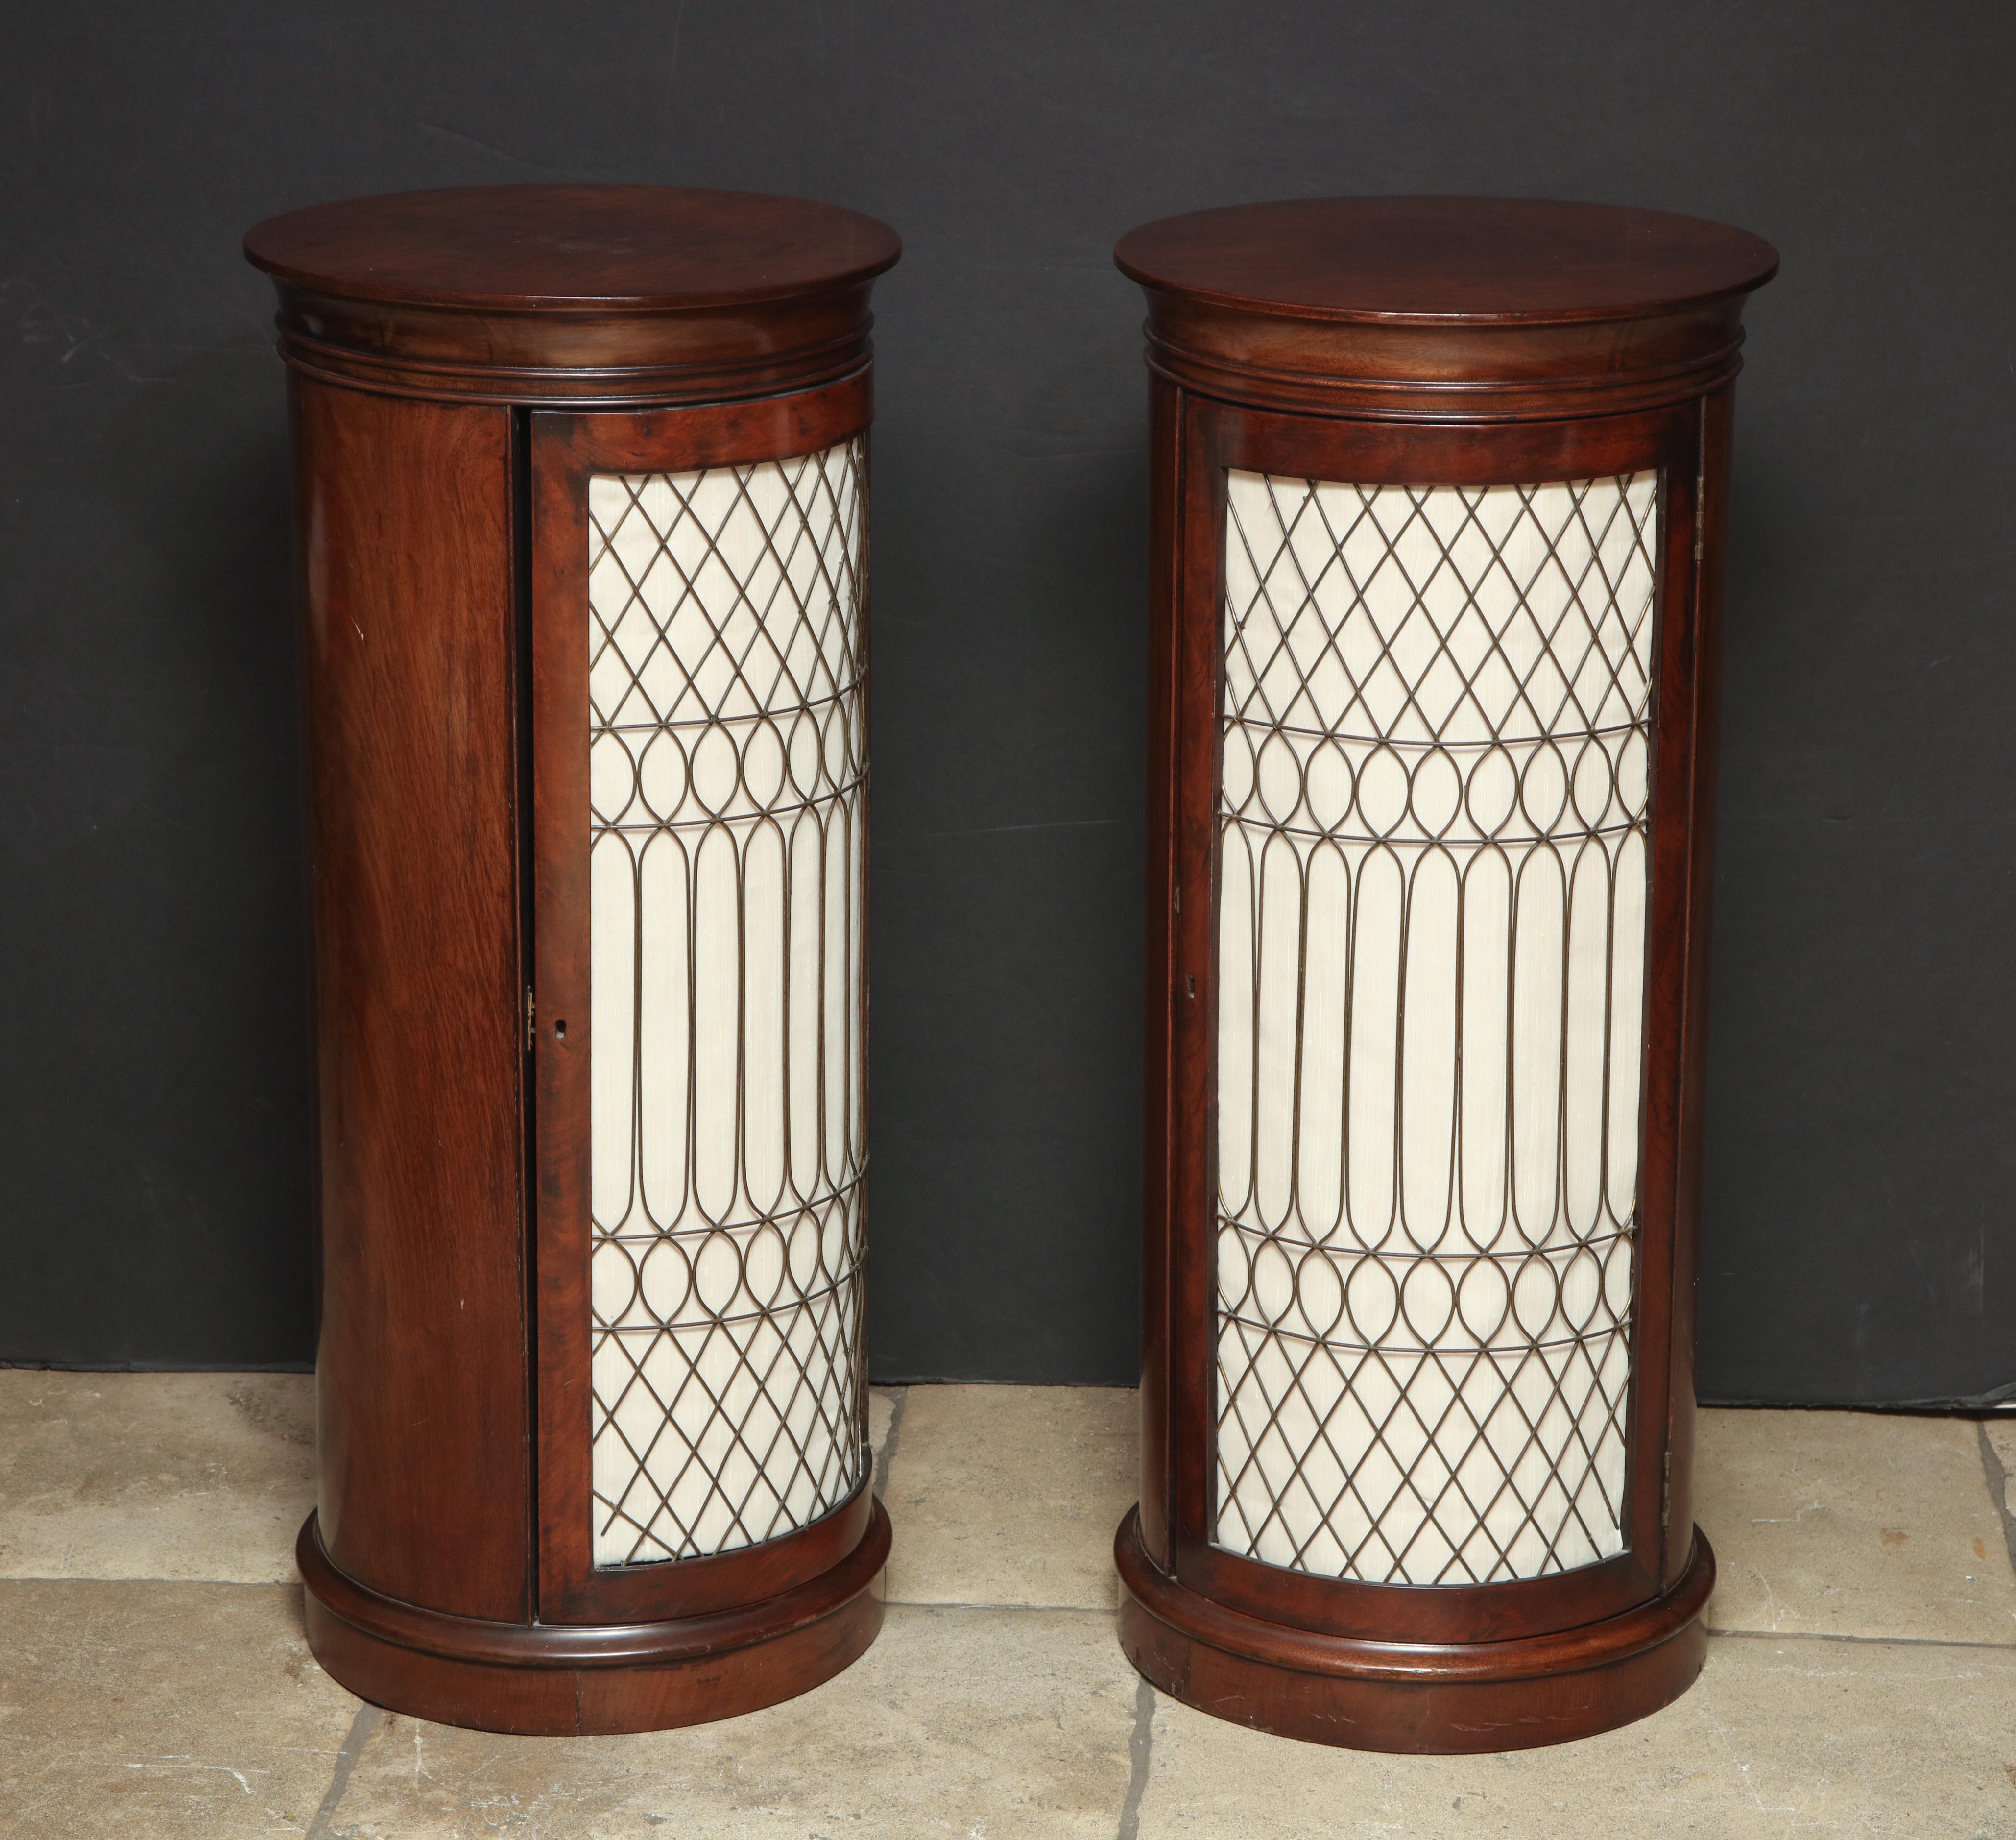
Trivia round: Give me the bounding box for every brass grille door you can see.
[529,382,888,1653]
[584,447,867,1567]
[1214,471,1656,1584]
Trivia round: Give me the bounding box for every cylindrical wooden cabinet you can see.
[1112,198,1776,1751]
[245,186,900,1736]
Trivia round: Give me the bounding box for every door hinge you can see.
[525,986,535,1052]
[1661,1448,1672,1530]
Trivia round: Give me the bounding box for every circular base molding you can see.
[1115,1510,1713,1753]
[297,1503,890,1736]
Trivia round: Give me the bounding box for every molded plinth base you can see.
[297,1502,890,1736]
[1115,1509,1713,1753]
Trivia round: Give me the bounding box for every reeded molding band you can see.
[269,286,880,406]
[296,1503,888,1671]
[1139,314,1748,421]
[1116,1509,1714,1752]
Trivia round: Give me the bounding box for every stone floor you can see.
[0,1375,2012,1839]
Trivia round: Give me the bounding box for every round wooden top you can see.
[243,186,900,405]
[245,185,901,311]
[1115,196,1777,325]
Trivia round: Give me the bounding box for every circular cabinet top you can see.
[1114,196,1777,420]
[245,185,900,311]
[244,185,902,406]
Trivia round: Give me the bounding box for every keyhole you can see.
[1186,976,1196,1000]
[554,1019,567,1040]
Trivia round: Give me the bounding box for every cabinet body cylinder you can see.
[246,186,899,1736]
[1113,197,1776,1752]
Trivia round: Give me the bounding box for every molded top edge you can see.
[1114,196,1778,326]
[244,185,902,312]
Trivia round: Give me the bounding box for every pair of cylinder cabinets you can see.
[244,187,1776,1749]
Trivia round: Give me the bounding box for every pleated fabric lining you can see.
[1214,469,1658,1583]
[585,445,867,1567]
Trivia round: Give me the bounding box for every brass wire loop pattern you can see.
[1213,469,1660,1585]
[585,441,868,1568]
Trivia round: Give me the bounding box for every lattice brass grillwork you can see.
[586,442,867,1568]
[1213,469,1658,1584]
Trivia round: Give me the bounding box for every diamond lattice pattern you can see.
[587,442,867,1567]
[1215,469,1658,1584]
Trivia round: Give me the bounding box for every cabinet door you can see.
[1163,397,1707,1643]
[529,385,875,1624]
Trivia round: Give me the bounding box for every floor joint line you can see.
[888,1599,1120,1615]
[872,1384,909,1501]
[304,1702,379,1840]
[1116,1672,1154,1840]
[1975,1420,2016,1587]
[1706,1625,2016,1653]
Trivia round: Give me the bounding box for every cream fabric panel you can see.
[586,444,866,1567]
[1214,470,1657,1584]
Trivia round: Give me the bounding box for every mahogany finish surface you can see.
[246,186,901,309]
[1117,196,1774,1751]
[246,187,901,405]
[1118,1510,1712,1753]
[257,186,898,1736]
[1117,197,1778,422]
[1115,196,1778,324]
[295,378,531,1623]
[298,1504,889,1737]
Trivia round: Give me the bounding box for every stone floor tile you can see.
[882,1383,1137,1608]
[1696,1407,2016,1643]
[0,1579,361,1840]
[0,1371,315,1582]
[329,1606,1136,1840]
[1137,1632,2016,1839]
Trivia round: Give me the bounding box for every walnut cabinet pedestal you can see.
[245,186,900,1736]
[1111,197,1776,1752]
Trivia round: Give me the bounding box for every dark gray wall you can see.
[2,2,2011,1403]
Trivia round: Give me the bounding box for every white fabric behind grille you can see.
[1214,469,1656,1584]
[587,444,866,1567]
